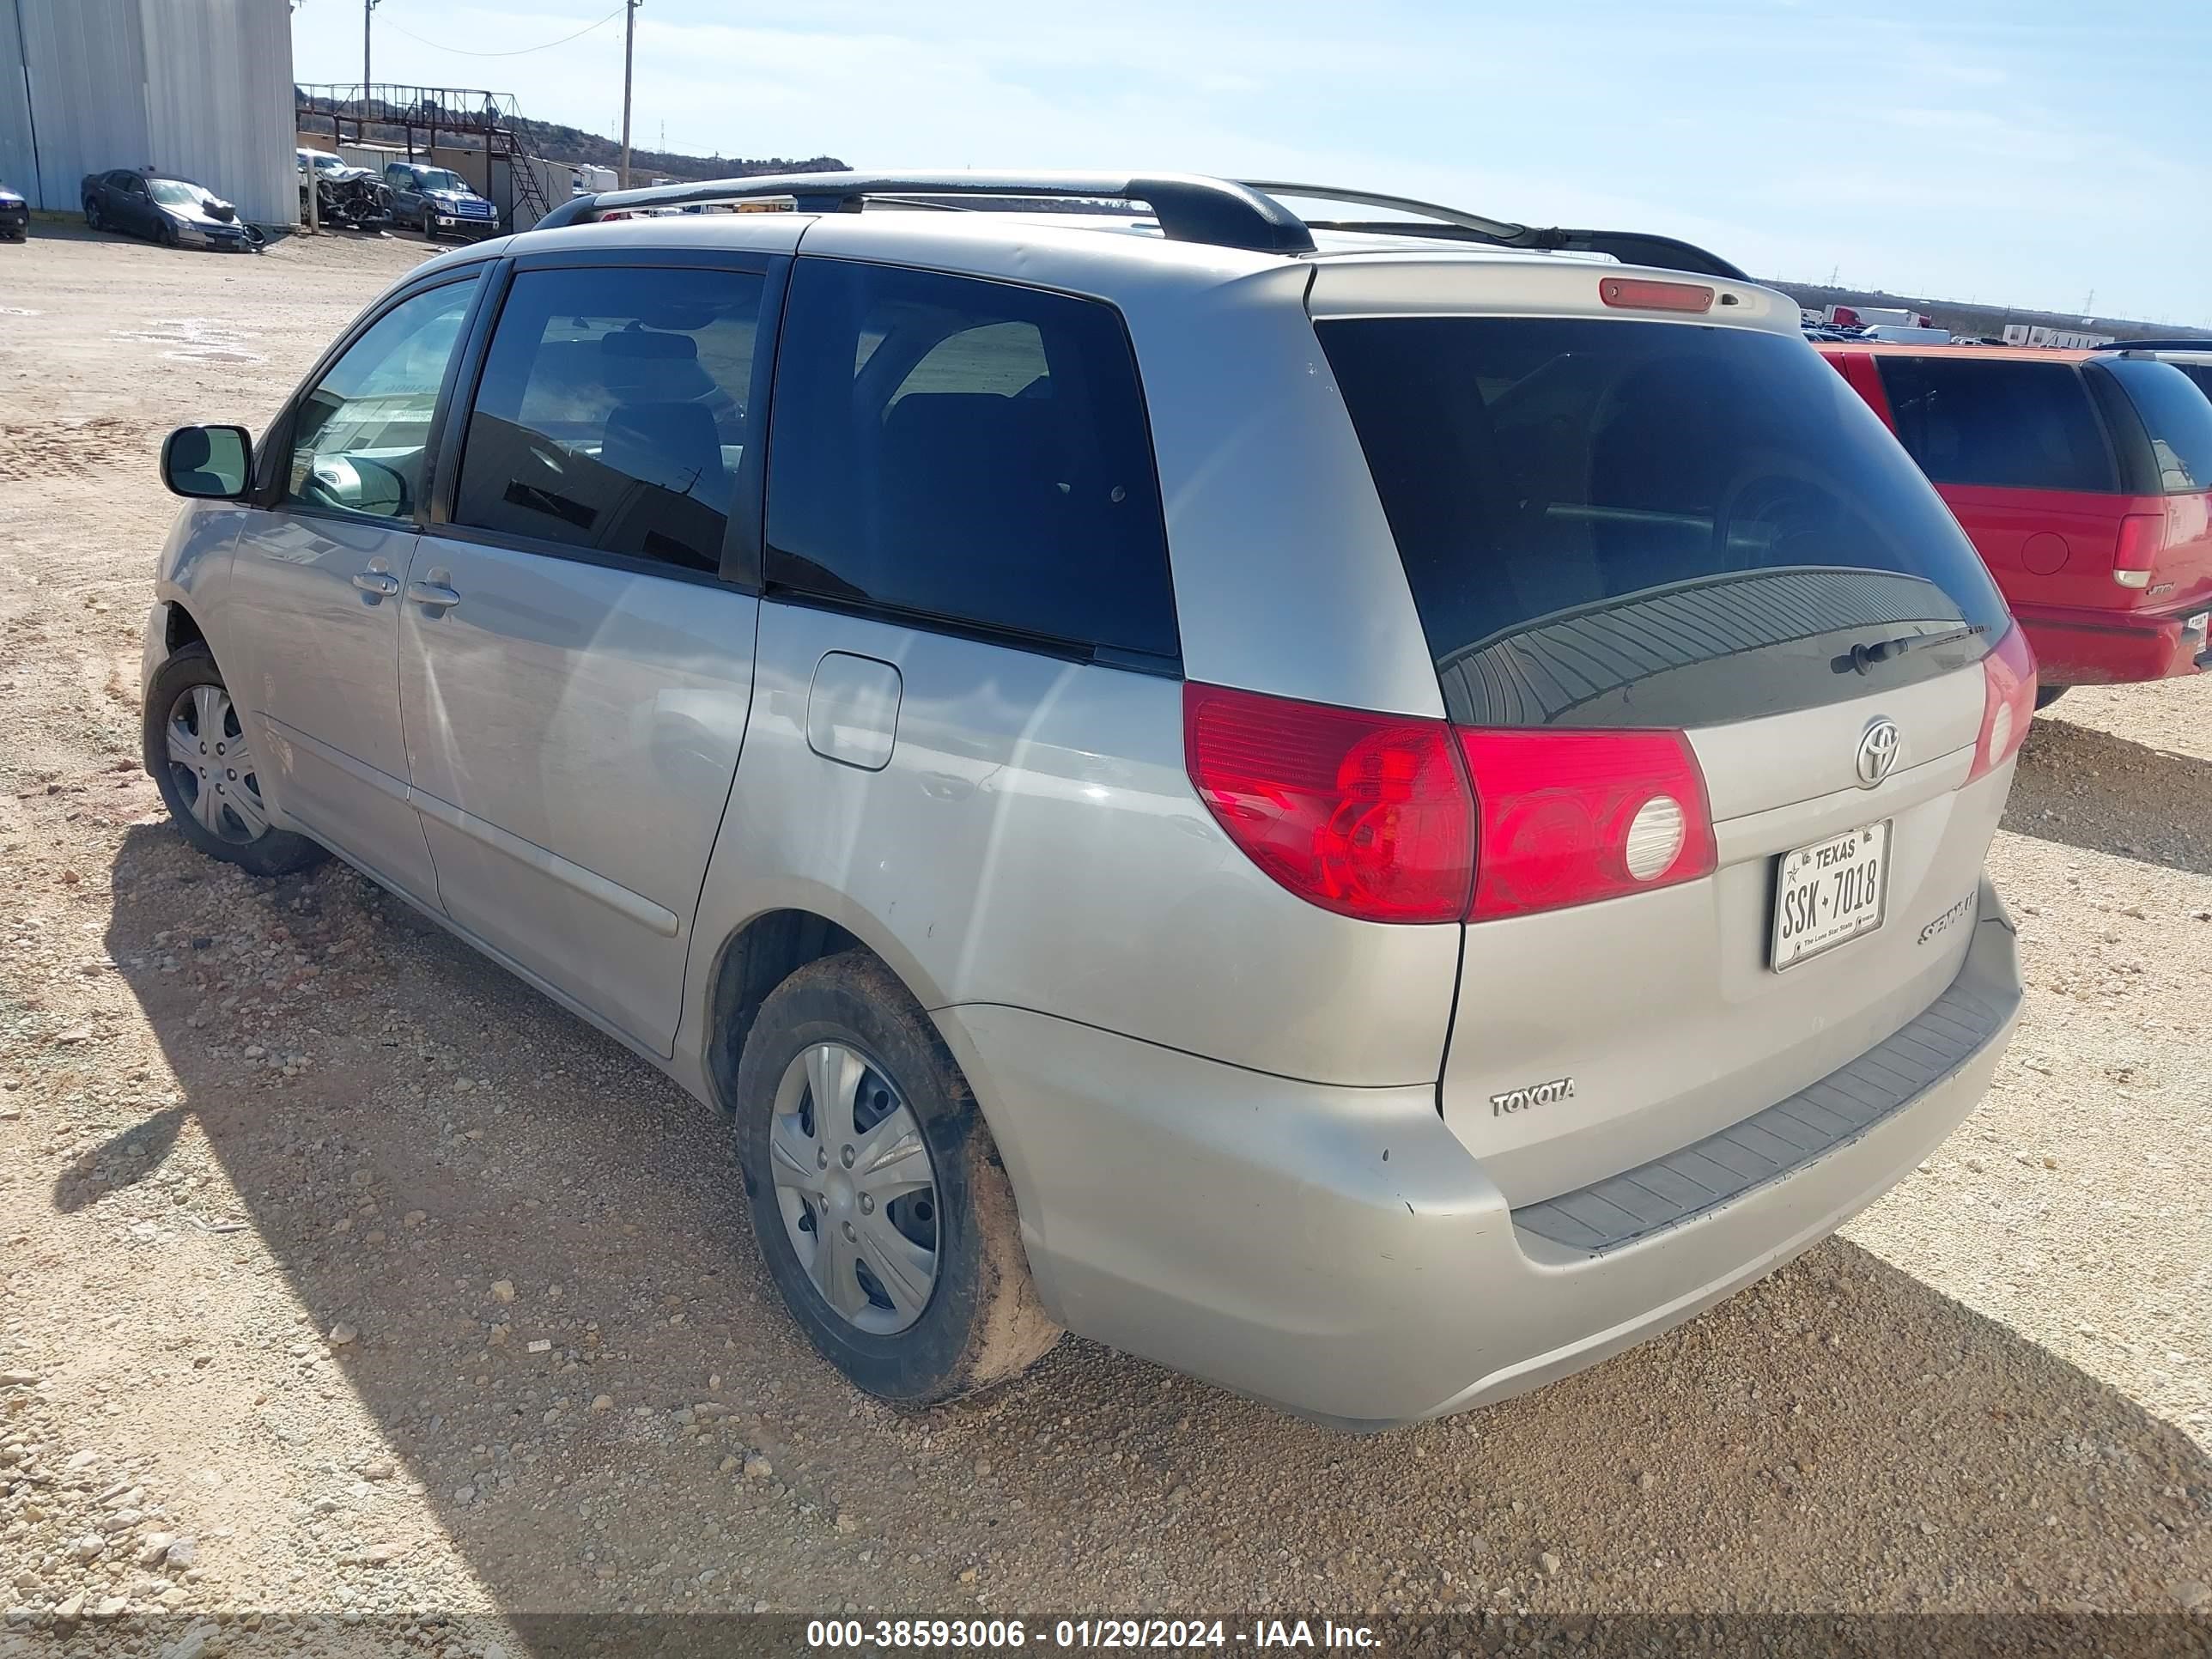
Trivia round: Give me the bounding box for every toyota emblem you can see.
[1856,717,1901,787]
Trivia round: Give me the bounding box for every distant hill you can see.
[508,116,844,185]
[1769,282,2210,343]
[295,90,844,184]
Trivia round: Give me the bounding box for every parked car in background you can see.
[1821,343,2212,702]
[82,170,259,252]
[1860,324,1953,344]
[0,180,26,241]
[2094,340,2212,402]
[139,170,2029,1429]
[383,162,498,240]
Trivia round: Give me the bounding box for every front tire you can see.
[733,951,1060,1404]
[144,645,326,878]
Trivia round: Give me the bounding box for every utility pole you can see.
[363,0,380,114]
[620,0,639,189]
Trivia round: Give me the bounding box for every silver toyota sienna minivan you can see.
[141,173,2030,1428]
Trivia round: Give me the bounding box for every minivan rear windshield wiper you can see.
[1835,623,1986,676]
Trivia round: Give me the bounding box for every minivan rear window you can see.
[1318,318,2008,728]
[2091,358,2212,495]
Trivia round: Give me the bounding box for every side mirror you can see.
[161,424,252,500]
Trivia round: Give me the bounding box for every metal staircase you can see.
[295,83,559,230]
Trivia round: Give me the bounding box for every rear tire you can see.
[144,645,327,878]
[82,198,100,230]
[732,950,1060,1404]
[2033,684,2068,710]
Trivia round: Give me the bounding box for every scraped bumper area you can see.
[935,879,2021,1430]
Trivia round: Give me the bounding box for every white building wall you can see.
[0,0,296,225]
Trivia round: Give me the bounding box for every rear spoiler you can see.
[1238,182,1751,282]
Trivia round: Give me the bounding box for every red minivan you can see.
[1820,343,2212,699]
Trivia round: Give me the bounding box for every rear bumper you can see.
[938,879,2022,1429]
[2013,599,2212,686]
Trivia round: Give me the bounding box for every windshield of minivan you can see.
[1319,317,2008,728]
[2095,357,2212,494]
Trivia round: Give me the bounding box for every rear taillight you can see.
[1457,728,1716,920]
[1183,684,1474,923]
[2113,511,2166,589]
[1185,684,1720,926]
[1969,625,2038,781]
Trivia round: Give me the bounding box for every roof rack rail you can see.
[1237,181,1750,282]
[2091,337,2212,353]
[533,169,1316,254]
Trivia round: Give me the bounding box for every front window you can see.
[285,279,479,520]
[414,168,468,194]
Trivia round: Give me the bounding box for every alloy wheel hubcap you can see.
[166,683,269,845]
[769,1042,940,1334]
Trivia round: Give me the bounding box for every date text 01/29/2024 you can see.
[805,1620,1378,1650]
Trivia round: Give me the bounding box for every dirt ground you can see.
[1,222,2208,1647]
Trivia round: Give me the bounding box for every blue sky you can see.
[293,1,2212,325]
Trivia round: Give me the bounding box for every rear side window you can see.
[1319,317,2008,729]
[2091,358,2212,495]
[1875,356,2115,492]
[453,264,763,574]
[765,258,1176,661]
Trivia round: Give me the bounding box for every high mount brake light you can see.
[1600,277,1714,313]
[1183,684,1719,925]
[1970,625,2037,782]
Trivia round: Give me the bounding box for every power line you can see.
[380,3,626,58]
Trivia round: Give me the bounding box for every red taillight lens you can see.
[1599,276,1715,313]
[2113,510,2166,589]
[1183,683,1474,923]
[1457,728,1717,921]
[1969,625,2038,782]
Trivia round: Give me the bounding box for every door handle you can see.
[351,569,401,596]
[407,580,462,609]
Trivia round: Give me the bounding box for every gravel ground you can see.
[0,225,2208,1646]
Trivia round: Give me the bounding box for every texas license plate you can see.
[1771,820,1891,970]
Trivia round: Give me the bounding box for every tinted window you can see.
[2093,358,2212,495]
[1319,317,2008,729]
[765,258,1176,660]
[1875,356,2115,492]
[453,265,763,574]
[286,277,479,521]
